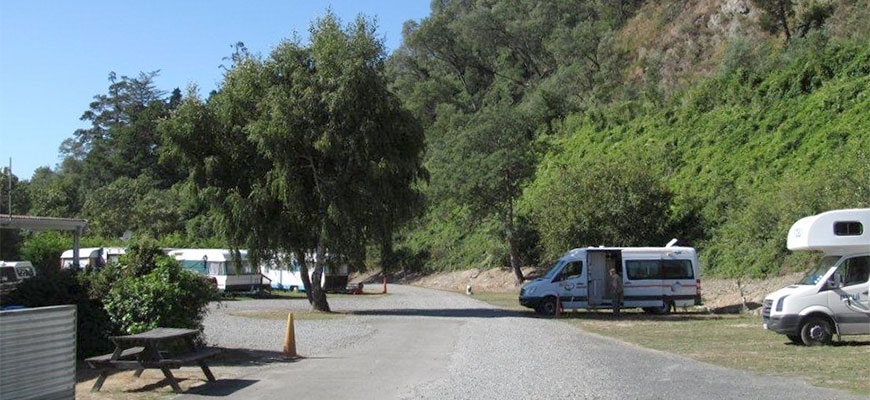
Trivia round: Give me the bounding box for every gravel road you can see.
[179,284,868,400]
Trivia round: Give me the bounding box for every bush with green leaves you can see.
[1,269,115,358]
[102,256,218,335]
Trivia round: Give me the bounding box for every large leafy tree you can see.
[163,13,425,311]
[389,0,639,278]
[60,71,183,190]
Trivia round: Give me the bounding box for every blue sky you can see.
[0,0,431,180]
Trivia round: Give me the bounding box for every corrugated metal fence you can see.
[0,305,76,400]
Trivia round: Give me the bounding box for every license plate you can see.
[763,323,768,330]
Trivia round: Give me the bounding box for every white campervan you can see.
[519,242,702,315]
[59,247,126,270]
[762,208,870,345]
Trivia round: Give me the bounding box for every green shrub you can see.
[2,270,115,358]
[103,256,218,335]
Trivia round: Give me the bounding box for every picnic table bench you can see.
[85,327,220,393]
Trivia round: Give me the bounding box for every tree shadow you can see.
[349,308,525,318]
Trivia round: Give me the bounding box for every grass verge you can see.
[476,292,870,395]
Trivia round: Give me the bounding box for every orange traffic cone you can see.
[283,313,297,357]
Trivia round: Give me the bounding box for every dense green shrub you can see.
[2,270,115,358]
[103,256,218,335]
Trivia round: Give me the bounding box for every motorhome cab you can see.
[762,208,870,346]
[519,243,702,315]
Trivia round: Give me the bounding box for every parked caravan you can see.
[261,253,350,292]
[60,247,126,270]
[519,242,702,315]
[0,261,36,295]
[166,249,268,292]
[762,208,870,345]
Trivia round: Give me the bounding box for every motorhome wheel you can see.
[800,317,833,346]
[540,297,558,316]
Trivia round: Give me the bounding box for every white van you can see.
[762,208,870,345]
[59,247,126,270]
[0,261,37,295]
[519,243,702,315]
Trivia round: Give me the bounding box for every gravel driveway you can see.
[178,284,867,400]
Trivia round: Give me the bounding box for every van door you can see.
[586,250,610,308]
[827,255,870,335]
[661,256,697,309]
[553,260,584,309]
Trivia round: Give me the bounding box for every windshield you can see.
[797,256,841,285]
[543,260,566,280]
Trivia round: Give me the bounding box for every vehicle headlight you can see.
[524,287,535,295]
[775,295,788,312]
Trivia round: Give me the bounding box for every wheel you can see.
[800,316,833,346]
[540,297,558,316]
[786,334,803,345]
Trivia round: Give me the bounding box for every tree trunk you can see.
[778,0,792,40]
[310,244,331,312]
[508,234,523,285]
[380,234,396,273]
[298,249,330,312]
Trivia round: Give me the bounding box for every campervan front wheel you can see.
[800,316,833,346]
[539,297,558,316]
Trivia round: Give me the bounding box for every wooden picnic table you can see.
[85,327,220,393]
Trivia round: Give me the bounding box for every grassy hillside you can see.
[526,34,870,277]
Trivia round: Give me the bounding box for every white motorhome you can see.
[519,243,702,315]
[261,252,350,292]
[166,248,268,293]
[59,247,126,270]
[762,208,870,345]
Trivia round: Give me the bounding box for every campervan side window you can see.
[554,261,582,282]
[839,256,870,287]
[834,221,863,236]
[626,260,659,280]
[662,259,694,279]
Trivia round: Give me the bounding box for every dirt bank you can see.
[372,268,804,313]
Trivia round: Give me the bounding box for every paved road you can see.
[179,285,868,400]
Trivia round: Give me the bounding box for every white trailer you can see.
[261,252,350,292]
[59,247,126,270]
[762,208,870,345]
[519,242,702,315]
[166,249,267,293]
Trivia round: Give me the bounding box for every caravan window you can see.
[208,262,224,275]
[834,221,863,236]
[662,259,694,279]
[626,260,659,280]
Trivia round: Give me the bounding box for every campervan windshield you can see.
[797,255,840,285]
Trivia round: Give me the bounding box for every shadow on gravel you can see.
[184,378,259,396]
[543,311,733,322]
[207,348,304,367]
[349,308,524,318]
